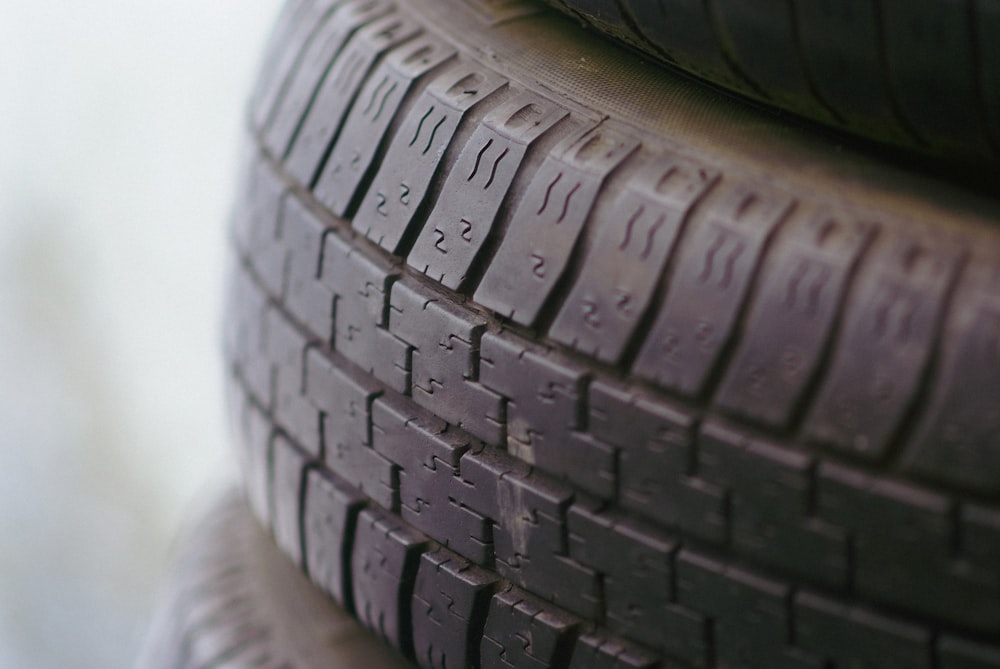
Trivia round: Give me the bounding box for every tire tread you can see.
[224,1,1000,667]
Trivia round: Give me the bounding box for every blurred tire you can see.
[542,0,1000,162]
[138,489,414,669]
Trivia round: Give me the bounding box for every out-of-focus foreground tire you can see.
[542,0,1000,163]
[225,0,1000,667]
[138,489,414,669]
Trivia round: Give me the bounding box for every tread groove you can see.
[866,248,969,468]
[616,170,721,374]
[781,221,881,436]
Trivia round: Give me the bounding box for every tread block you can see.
[303,468,366,606]
[795,592,931,669]
[676,550,819,669]
[633,182,793,397]
[549,151,717,362]
[250,0,348,130]
[454,447,532,524]
[587,382,679,504]
[491,474,600,620]
[352,507,429,654]
[479,333,588,477]
[568,505,706,661]
[372,397,492,563]
[264,0,393,156]
[265,0,394,156]
[568,633,660,669]
[265,306,307,400]
[226,266,271,403]
[372,394,470,471]
[817,463,1000,632]
[313,35,456,216]
[230,151,285,258]
[286,11,422,186]
[240,165,288,299]
[939,636,1000,669]
[454,458,600,618]
[271,436,311,567]
[241,297,276,404]
[548,429,615,502]
[588,382,726,544]
[246,0,312,124]
[474,342,634,503]
[305,349,397,510]
[698,420,848,588]
[412,547,499,669]
[354,62,508,253]
[481,586,579,669]
[903,258,1000,493]
[322,233,411,393]
[406,92,570,290]
[714,210,874,427]
[474,125,639,325]
[804,231,962,459]
[267,308,322,455]
[239,402,274,527]
[279,196,335,339]
[388,281,504,444]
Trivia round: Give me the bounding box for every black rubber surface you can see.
[138,489,413,669]
[541,0,1000,163]
[225,0,1000,667]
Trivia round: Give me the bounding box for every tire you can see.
[224,0,1000,667]
[540,0,1000,163]
[138,489,413,669]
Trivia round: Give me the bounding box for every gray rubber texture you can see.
[224,0,1000,667]
[137,489,413,669]
[540,0,1000,163]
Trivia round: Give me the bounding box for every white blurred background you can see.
[0,1,281,666]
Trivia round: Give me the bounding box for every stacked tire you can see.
[148,1,1000,667]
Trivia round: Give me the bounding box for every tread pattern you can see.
[412,547,498,669]
[542,0,1000,161]
[225,1,1000,667]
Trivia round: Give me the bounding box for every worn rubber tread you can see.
[224,0,1000,667]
